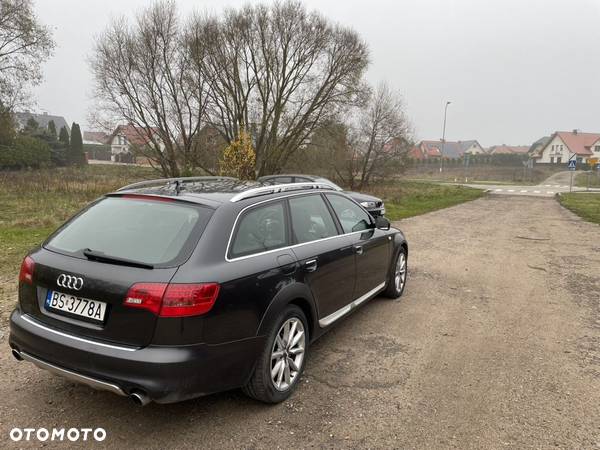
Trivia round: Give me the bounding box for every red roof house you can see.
[535,130,600,164]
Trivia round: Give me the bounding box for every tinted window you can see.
[326,194,372,233]
[231,202,287,258]
[46,197,210,266]
[289,195,338,244]
[272,176,293,183]
[294,177,312,182]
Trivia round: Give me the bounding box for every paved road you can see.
[1,196,599,448]
[459,170,600,198]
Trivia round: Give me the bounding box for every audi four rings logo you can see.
[57,274,84,290]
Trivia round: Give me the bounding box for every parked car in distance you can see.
[9,178,408,405]
[258,174,386,217]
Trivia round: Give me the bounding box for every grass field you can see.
[0,165,485,317]
[575,172,600,188]
[558,193,600,225]
[366,182,486,220]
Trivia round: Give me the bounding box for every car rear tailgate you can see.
[19,247,178,348]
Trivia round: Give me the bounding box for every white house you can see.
[108,124,164,163]
[459,140,486,155]
[535,130,600,164]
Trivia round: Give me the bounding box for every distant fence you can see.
[84,144,111,161]
[409,153,529,167]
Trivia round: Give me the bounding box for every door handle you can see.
[354,245,364,255]
[304,259,318,272]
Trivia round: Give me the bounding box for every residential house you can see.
[14,111,69,135]
[487,144,530,155]
[83,131,109,145]
[108,124,163,163]
[528,136,551,159]
[83,131,110,161]
[534,130,600,164]
[410,139,485,159]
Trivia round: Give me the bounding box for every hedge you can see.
[0,136,52,170]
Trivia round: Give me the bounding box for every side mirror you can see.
[375,216,390,230]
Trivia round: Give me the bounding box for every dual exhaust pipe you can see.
[11,348,151,406]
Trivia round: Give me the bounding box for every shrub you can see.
[219,129,256,180]
[0,135,52,170]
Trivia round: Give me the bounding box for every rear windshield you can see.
[45,196,212,266]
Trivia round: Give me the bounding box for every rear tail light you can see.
[161,283,220,317]
[124,283,167,316]
[124,283,220,318]
[19,256,35,285]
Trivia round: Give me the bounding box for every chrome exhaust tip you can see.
[130,391,151,406]
[11,349,23,361]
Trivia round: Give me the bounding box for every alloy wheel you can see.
[270,317,305,391]
[394,252,407,292]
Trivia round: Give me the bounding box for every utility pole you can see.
[440,101,451,173]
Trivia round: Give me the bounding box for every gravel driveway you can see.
[1,195,599,449]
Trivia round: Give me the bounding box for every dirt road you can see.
[1,196,599,449]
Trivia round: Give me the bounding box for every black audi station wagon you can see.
[9,178,408,405]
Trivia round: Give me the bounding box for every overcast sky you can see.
[32,0,600,147]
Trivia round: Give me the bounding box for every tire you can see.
[383,247,407,299]
[243,305,308,403]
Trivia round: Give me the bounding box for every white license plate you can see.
[45,290,107,323]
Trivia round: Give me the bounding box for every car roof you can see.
[109,178,338,208]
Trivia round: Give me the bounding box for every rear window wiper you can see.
[82,249,154,269]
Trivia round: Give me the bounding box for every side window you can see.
[326,194,373,234]
[275,176,293,183]
[231,202,287,258]
[294,177,311,182]
[289,195,338,244]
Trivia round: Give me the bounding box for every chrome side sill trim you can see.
[318,282,386,327]
[19,351,126,397]
[21,315,138,352]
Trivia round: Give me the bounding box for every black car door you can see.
[325,194,391,299]
[287,194,356,321]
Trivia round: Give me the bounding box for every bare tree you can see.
[0,0,54,110]
[188,1,370,177]
[332,83,412,189]
[90,1,210,176]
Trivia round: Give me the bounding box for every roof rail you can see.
[117,176,237,192]
[229,183,335,203]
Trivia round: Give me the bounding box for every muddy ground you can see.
[0,195,599,449]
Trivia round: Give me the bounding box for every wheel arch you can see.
[256,282,318,342]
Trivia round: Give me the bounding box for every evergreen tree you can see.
[23,117,39,135]
[0,108,16,146]
[47,120,57,139]
[58,126,69,146]
[68,122,85,165]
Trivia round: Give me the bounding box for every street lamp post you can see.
[440,101,451,173]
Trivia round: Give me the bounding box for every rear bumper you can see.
[9,309,265,404]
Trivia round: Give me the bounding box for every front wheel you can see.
[383,247,407,298]
[243,305,308,403]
